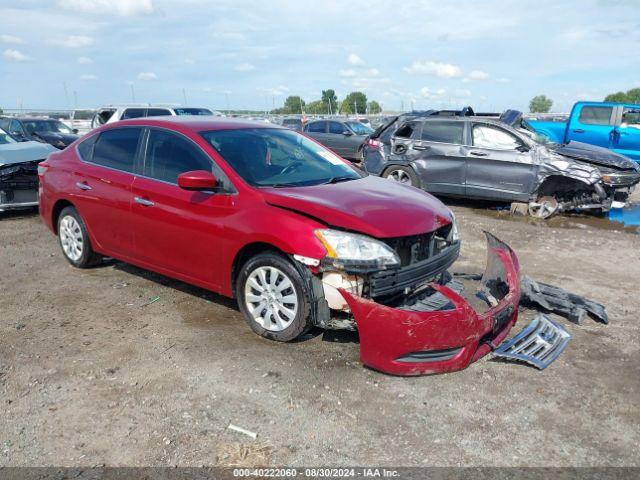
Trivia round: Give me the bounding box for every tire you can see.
[383,165,419,187]
[57,206,102,268]
[236,252,313,342]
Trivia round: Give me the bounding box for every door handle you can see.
[573,129,585,134]
[134,196,154,207]
[413,145,430,151]
[469,151,488,157]
[75,182,92,191]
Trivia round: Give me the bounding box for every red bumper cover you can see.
[341,233,521,376]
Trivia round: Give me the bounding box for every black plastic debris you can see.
[520,275,609,325]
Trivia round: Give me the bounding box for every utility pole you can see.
[225,92,230,114]
[130,84,136,103]
[299,97,304,115]
[182,88,188,105]
[73,90,78,109]
[63,82,70,109]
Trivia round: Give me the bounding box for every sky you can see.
[1,0,639,113]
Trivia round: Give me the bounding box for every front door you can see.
[130,128,236,289]
[465,123,537,201]
[567,104,616,149]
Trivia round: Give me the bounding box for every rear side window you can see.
[91,128,142,172]
[421,121,464,144]
[121,108,146,120]
[77,134,98,161]
[306,121,326,133]
[578,106,613,125]
[146,108,172,117]
[621,107,640,128]
[394,121,419,138]
[144,129,212,184]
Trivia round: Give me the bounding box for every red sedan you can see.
[38,116,521,375]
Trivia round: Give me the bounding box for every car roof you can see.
[0,116,57,121]
[104,116,283,133]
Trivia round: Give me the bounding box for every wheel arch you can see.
[535,175,593,198]
[51,199,75,235]
[230,242,288,298]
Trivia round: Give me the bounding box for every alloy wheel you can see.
[387,169,411,184]
[59,215,84,261]
[244,266,298,332]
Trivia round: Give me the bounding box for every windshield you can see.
[0,127,18,144]
[174,108,213,116]
[346,121,374,135]
[23,120,73,135]
[201,128,363,187]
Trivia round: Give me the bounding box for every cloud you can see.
[48,35,94,48]
[259,85,289,96]
[347,53,365,66]
[137,71,157,80]
[339,69,356,78]
[184,58,195,65]
[467,69,490,81]
[78,56,93,64]
[404,61,462,78]
[420,87,447,99]
[80,74,98,81]
[234,62,255,72]
[3,49,32,62]
[57,0,154,16]
[1,34,24,44]
[496,77,510,83]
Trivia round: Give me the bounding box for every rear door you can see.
[73,127,142,257]
[465,122,537,201]
[612,105,640,161]
[567,103,616,148]
[130,128,236,288]
[304,120,328,144]
[412,120,467,196]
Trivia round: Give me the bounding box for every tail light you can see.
[367,138,382,149]
[37,161,50,176]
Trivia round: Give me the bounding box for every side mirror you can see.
[343,130,353,136]
[177,170,218,191]
[72,128,79,134]
[516,145,529,153]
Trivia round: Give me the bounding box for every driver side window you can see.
[472,124,522,150]
[329,122,346,134]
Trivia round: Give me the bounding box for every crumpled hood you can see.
[0,141,57,166]
[552,141,639,171]
[33,131,79,147]
[260,175,453,238]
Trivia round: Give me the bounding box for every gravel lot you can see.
[1,195,639,467]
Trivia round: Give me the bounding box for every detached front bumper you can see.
[340,233,521,376]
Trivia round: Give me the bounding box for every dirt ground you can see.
[1,194,639,467]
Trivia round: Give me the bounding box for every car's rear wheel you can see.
[383,165,419,187]
[57,206,102,268]
[236,252,312,342]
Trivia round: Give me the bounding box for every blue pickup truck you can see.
[523,101,640,161]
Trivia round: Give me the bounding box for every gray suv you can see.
[363,116,639,218]
[303,120,372,162]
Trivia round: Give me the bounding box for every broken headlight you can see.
[447,215,460,243]
[315,229,400,270]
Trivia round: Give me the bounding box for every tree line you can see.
[272,89,382,115]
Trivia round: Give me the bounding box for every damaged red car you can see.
[39,117,522,375]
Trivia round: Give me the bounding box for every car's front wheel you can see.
[236,252,312,342]
[383,165,419,187]
[57,206,102,268]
